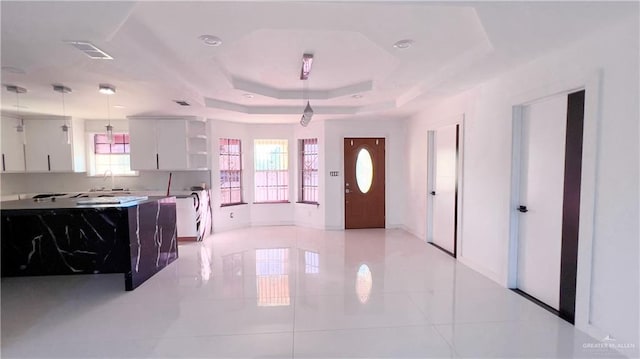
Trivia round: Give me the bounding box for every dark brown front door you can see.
[344,138,385,229]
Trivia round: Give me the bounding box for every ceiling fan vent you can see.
[174,100,191,106]
[65,41,113,60]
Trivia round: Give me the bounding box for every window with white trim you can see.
[219,138,243,206]
[254,139,289,203]
[299,138,318,203]
[89,133,136,176]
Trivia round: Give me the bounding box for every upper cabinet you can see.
[2,117,85,173]
[23,118,85,173]
[129,118,162,170]
[129,117,208,171]
[1,117,26,172]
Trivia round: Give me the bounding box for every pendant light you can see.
[53,85,72,144]
[299,53,314,127]
[5,85,27,145]
[99,84,115,143]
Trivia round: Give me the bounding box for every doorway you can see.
[344,138,385,229]
[427,123,461,257]
[514,90,585,323]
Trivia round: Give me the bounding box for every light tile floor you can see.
[1,227,628,358]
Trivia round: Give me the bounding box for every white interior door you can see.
[430,124,458,255]
[517,94,567,310]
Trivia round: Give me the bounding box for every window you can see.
[90,133,136,176]
[254,139,289,203]
[255,248,290,307]
[219,138,243,206]
[304,250,319,274]
[299,138,318,203]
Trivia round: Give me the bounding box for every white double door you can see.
[517,94,568,310]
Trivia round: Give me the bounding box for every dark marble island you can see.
[1,196,178,290]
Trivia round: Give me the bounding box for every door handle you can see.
[517,205,528,213]
[47,155,51,171]
[430,191,436,195]
[156,153,159,170]
[345,189,350,194]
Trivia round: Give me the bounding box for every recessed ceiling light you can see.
[198,35,223,47]
[113,105,125,109]
[98,84,115,95]
[2,66,25,74]
[352,94,363,99]
[243,93,254,99]
[393,39,414,49]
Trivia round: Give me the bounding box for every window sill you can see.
[253,201,291,204]
[296,201,320,206]
[220,202,248,208]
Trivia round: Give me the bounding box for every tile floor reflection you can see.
[1,226,628,358]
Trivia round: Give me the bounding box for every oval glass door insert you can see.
[356,264,373,304]
[356,148,374,193]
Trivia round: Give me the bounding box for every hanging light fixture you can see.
[299,53,314,127]
[99,84,116,143]
[53,84,72,144]
[5,85,27,144]
[300,101,313,127]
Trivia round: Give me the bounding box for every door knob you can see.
[345,189,350,194]
[517,205,528,213]
[430,191,436,195]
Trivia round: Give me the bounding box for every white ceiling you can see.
[1,1,635,123]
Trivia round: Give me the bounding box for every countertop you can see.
[0,196,174,211]
[0,190,208,202]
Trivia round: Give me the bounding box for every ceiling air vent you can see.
[174,100,190,106]
[65,41,113,60]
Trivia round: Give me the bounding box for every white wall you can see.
[209,117,405,232]
[324,118,407,230]
[0,170,209,195]
[405,18,638,348]
[210,120,325,231]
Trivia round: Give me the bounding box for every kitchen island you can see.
[1,196,178,290]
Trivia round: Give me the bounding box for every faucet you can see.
[103,169,114,191]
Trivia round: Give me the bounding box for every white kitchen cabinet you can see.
[129,119,159,170]
[129,117,206,170]
[23,118,85,173]
[157,120,188,170]
[1,117,26,172]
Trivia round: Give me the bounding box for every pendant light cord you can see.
[62,91,66,118]
[16,91,20,120]
[303,75,309,108]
